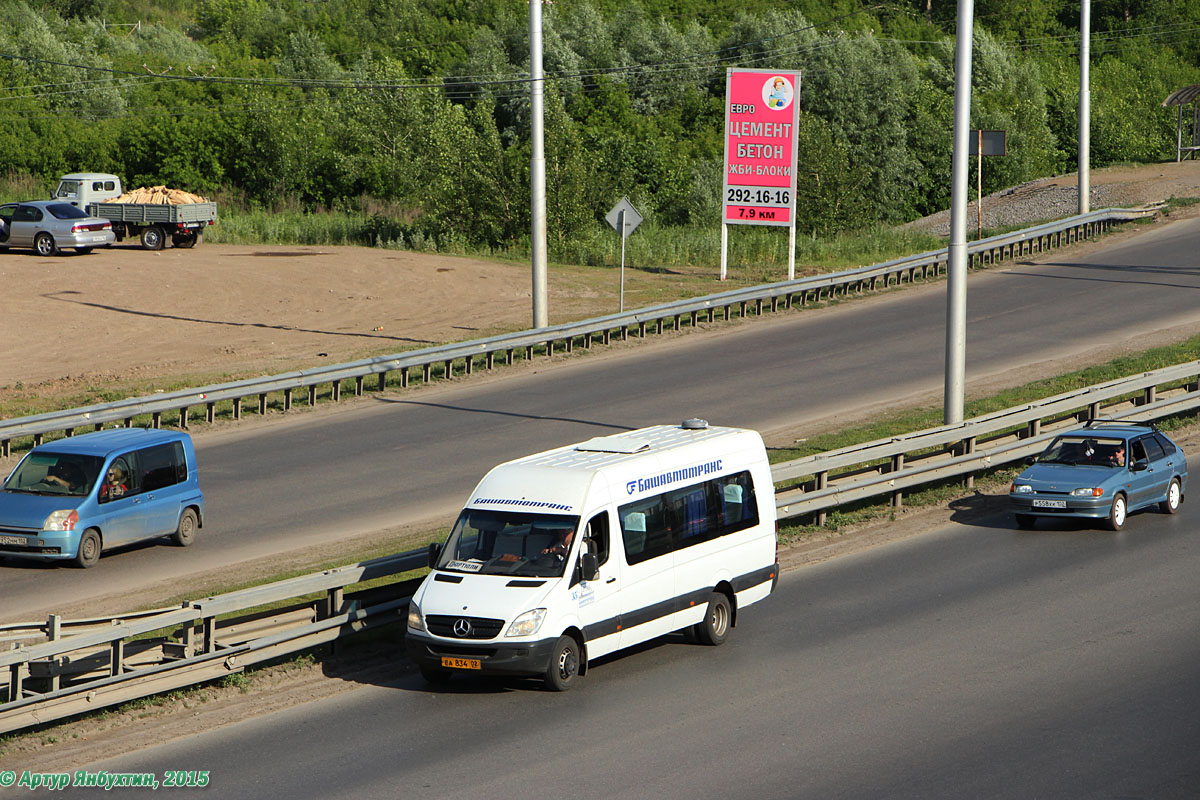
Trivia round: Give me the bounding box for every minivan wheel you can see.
[694,592,731,646]
[173,508,198,546]
[1106,494,1127,531]
[35,233,58,256]
[75,529,101,568]
[544,635,581,691]
[1160,479,1182,515]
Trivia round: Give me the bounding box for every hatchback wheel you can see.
[1106,493,1127,531]
[1160,479,1182,515]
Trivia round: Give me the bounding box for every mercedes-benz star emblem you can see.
[453,618,472,637]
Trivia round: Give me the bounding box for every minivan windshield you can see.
[436,508,581,578]
[4,452,104,497]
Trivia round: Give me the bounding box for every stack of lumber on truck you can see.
[104,186,209,204]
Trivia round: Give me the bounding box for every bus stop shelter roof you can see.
[1163,84,1200,107]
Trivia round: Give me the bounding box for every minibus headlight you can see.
[505,609,547,638]
[43,510,78,531]
[406,601,425,632]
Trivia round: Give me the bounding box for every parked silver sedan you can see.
[0,200,115,256]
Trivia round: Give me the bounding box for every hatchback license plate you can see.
[1032,499,1067,509]
[0,534,28,545]
[441,657,481,670]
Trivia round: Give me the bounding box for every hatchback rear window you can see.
[46,203,90,220]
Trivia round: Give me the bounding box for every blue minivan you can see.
[0,428,204,567]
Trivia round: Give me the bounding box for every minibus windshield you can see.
[437,508,582,578]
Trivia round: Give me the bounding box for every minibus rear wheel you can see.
[695,592,731,646]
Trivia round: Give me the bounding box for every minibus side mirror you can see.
[427,542,442,569]
[581,552,599,582]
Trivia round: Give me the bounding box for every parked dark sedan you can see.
[1009,421,1187,531]
[0,200,115,256]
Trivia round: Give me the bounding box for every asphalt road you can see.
[5,215,1200,620]
[62,473,1200,799]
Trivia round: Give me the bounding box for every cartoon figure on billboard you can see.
[763,76,793,110]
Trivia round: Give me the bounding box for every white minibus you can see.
[405,419,778,690]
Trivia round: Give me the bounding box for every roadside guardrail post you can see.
[8,659,26,702]
[891,454,904,508]
[47,616,61,692]
[815,471,828,526]
[964,437,976,489]
[109,639,125,677]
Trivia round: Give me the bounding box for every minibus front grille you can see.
[426,615,505,640]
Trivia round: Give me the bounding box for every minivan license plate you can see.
[1032,499,1067,509]
[0,534,27,545]
[441,657,481,670]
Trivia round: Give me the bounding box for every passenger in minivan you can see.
[102,463,128,499]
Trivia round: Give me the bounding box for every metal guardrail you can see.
[0,206,1158,456]
[0,551,425,735]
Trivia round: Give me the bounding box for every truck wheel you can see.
[172,231,198,248]
[140,225,166,250]
[35,233,58,256]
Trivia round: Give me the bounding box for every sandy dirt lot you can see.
[3,160,1200,407]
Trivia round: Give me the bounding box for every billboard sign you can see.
[722,68,801,227]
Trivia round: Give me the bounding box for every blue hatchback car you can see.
[0,428,204,567]
[1009,422,1186,531]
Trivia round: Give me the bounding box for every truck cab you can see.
[52,173,123,208]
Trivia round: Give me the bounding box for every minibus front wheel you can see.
[544,634,581,692]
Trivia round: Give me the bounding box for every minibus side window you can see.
[717,473,758,534]
[584,512,610,566]
[618,470,759,565]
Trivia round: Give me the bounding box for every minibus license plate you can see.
[0,535,26,545]
[1032,499,1067,509]
[441,657,481,670]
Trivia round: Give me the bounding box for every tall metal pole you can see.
[530,0,548,328]
[1078,0,1091,214]
[944,0,974,426]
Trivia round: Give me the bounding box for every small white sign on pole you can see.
[606,198,643,312]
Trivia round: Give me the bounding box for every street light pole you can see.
[945,0,974,426]
[1079,0,1091,214]
[530,0,548,329]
